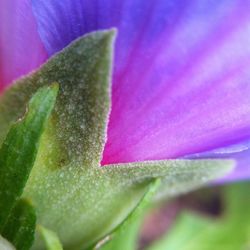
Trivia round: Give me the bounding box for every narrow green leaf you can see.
[2,199,36,250]
[0,84,58,230]
[97,179,161,250]
[0,235,15,250]
[38,226,63,250]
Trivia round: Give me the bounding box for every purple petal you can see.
[175,141,250,184]
[185,141,250,182]
[31,0,250,181]
[223,149,250,182]
[0,0,47,91]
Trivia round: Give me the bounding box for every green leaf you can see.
[0,84,58,230]
[2,199,36,250]
[0,29,234,250]
[0,30,126,250]
[0,235,15,250]
[97,179,161,250]
[148,182,250,250]
[38,226,63,250]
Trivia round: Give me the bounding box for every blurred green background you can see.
[139,182,250,250]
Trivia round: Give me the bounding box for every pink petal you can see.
[0,0,47,91]
[29,0,250,182]
[102,1,250,165]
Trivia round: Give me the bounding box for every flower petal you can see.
[103,1,250,165]
[224,150,250,182]
[0,0,47,91]
[186,141,250,182]
[31,0,250,181]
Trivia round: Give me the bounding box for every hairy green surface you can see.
[38,226,63,250]
[148,182,250,250]
[0,85,58,230]
[0,31,113,169]
[0,30,234,250]
[97,179,161,250]
[102,160,234,201]
[2,199,36,250]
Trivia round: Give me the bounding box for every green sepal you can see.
[0,29,234,250]
[2,199,36,250]
[102,160,234,201]
[97,179,161,250]
[38,226,63,250]
[0,84,58,230]
[0,30,119,250]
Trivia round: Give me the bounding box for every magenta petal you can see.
[0,0,47,91]
[31,0,250,181]
[102,1,250,166]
